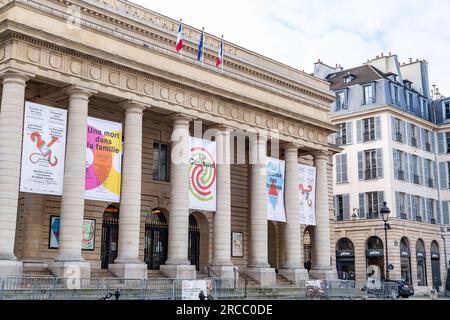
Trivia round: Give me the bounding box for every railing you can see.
[206,265,220,278]
[233,267,249,299]
[411,137,418,147]
[425,143,432,152]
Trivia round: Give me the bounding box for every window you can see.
[424,130,432,152]
[335,154,348,184]
[358,149,383,181]
[363,84,374,105]
[153,142,169,182]
[411,155,420,184]
[446,132,450,154]
[391,85,400,105]
[410,124,419,147]
[367,192,380,219]
[412,195,421,220]
[398,192,407,218]
[364,150,377,180]
[420,99,429,120]
[363,118,376,142]
[336,91,346,111]
[427,199,436,224]
[424,159,434,188]
[406,92,414,111]
[444,101,450,120]
[393,150,406,181]
[335,194,350,221]
[393,118,403,142]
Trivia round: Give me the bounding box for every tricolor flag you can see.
[197,27,205,62]
[176,19,183,53]
[216,35,224,69]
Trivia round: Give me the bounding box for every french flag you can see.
[216,36,224,68]
[176,20,183,53]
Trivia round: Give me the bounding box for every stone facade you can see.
[0,0,338,286]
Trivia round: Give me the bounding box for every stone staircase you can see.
[91,269,115,279]
[148,270,167,279]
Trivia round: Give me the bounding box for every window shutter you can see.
[346,122,353,145]
[357,120,363,143]
[378,192,385,213]
[438,132,446,154]
[336,155,342,183]
[418,157,424,185]
[393,150,399,180]
[376,148,383,178]
[401,121,407,143]
[395,192,401,218]
[417,127,423,149]
[359,193,366,218]
[333,196,337,219]
[342,154,348,183]
[431,132,436,153]
[412,196,418,220]
[391,117,397,141]
[420,128,426,150]
[436,201,441,224]
[343,194,350,220]
[358,151,364,180]
[432,161,437,188]
[404,152,409,181]
[439,162,448,190]
[443,201,450,225]
[407,194,412,220]
[423,199,429,222]
[408,154,414,182]
[372,82,376,104]
[375,116,382,140]
[420,197,425,219]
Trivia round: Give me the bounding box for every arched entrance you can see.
[144,208,168,270]
[366,236,384,280]
[188,215,200,271]
[400,237,412,284]
[101,205,119,269]
[303,228,313,271]
[416,239,428,287]
[431,241,441,291]
[336,238,355,280]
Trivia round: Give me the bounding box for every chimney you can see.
[409,58,413,63]
[381,52,384,57]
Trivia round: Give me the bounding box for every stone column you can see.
[210,126,234,278]
[247,134,275,287]
[49,87,93,279]
[160,115,196,279]
[279,144,308,284]
[310,151,336,279]
[0,72,30,276]
[22,193,45,272]
[110,102,147,279]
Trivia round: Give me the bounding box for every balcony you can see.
[411,137,418,147]
[401,213,408,220]
[427,178,434,188]
[335,137,346,146]
[413,175,420,184]
[416,216,423,222]
[395,132,403,142]
[431,218,437,225]
[367,212,379,219]
[425,143,432,152]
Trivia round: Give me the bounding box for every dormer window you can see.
[344,74,355,83]
[362,83,376,105]
[336,90,347,111]
[391,84,400,105]
[444,101,450,120]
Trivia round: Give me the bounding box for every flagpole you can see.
[180,19,183,58]
[201,27,205,66]
[221,35,224,73]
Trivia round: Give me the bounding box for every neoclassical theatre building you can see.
[0,0,338,286]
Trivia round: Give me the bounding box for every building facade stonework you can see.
[0,0,338,286]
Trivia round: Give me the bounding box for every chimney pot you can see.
[381,52,384,57]
[409,58,413,63]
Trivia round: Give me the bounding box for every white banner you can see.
[266,157,286,222]
[298,164,317,226]
[85,117,123,202]
[189,137,217,211]
[181,280,214,300]
[20,102,67,195]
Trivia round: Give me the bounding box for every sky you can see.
[132,0,450,95]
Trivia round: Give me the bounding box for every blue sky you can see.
[133,0,450,95]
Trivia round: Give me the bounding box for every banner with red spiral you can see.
[189,137,217,211]
[298,164,317,226]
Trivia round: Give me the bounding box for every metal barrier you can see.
[0,276,246,300]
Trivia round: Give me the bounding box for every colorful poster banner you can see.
[298,164,317,226]
[189,137,217,212]
[49,217,96,250]
[85,117,123,202]
[266,157,286,222]
[20,102,67,195]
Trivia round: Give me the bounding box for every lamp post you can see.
[380,202,391,280]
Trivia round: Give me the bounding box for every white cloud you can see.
[131,0,450,95]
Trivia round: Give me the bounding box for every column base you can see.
[209,265,235,279]
[278,268,309,285]
[309,269,337,280]
[160,264,196,279]
[109,263,148,280]
[0,260,23,277]
[48,261,91,279]
[245,267,276,287]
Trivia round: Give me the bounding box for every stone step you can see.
[91,269,115,278]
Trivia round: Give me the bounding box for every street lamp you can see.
[380,202,391,280]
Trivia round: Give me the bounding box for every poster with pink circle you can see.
[85,117,123,202]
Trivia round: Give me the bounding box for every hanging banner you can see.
[49,216,96,250]
[20,102,67,195]
[266,157,286,222]
[298,164,317,226]
[189,137,217,211]
[85,117,123,202]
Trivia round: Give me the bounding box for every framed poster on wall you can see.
[231,232,244,258]
[49,216,96,251]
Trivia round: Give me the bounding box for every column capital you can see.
[207,123,237,132]
[282,142,301,152]
[311,150,331,161]
[0,68,34,83]
[64,85,97,98]
[121,100,147,114]
[169,112,196,125]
